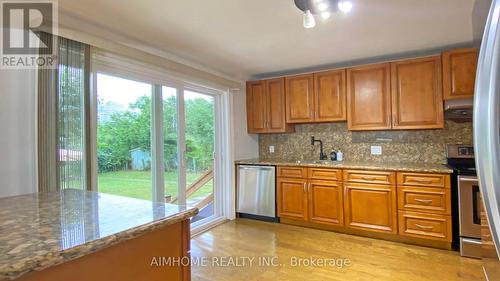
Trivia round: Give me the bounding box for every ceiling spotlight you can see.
[338,0,353,13]
[321,11,331,20]
[317,2,328,11]
[303,9,316,28]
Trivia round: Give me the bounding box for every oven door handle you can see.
[459,177,479,183]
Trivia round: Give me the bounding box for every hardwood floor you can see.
[191,219,483,281]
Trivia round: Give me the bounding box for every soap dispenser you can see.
[330,149,337,161]
[337,149,343,161]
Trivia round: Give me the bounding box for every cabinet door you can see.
[347,63,391,130]
[308,180,344,226]
[277,178,308,221]
[314,70,347,122]
[285,74,315,123]
[266,78,293,133]
[391,56,444,129]
[344,183,397,233]
[246,81,267,133]
[442,48,479,100]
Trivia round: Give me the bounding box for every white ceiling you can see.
[59,0,482,81]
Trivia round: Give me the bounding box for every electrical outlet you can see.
[269,145,275,153]
[371,145,382,155]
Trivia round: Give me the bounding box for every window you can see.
[90,50,231,230]
[39,37,233,232]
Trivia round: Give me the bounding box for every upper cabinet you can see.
[246,81,267,133]
[246,78,294,134]
[246,48,473,133]
[314,69,347,122]
[391,56,444,129]
[285,74,315,123]
[442,48,479,100]
[347,63,392,131]
[285,71,347,123]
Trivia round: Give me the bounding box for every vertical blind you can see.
[38,34,90,192]
[56,37,88,190]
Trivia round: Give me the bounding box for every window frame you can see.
[90,48,232,229]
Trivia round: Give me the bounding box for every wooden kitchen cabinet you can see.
[276,167,454,248]
[308,180,344,226]
[398,211,452,241]
[442,48,479,100]
[397,186,451,215]
[314,69,347,122]
[285,70,346,124]
[246,78,293,133]
[285,74,315,123]
[277,167,342,225]
[396,172,452,242]
[347,63,392,131]
[391,56,444,129]
[277,177,308,221]
[246,80,267,133]
[344,183,397,234]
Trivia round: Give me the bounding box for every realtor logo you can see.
[1,0,57,69]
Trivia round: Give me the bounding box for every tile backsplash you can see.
[258,121,472,164]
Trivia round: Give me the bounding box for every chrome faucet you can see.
[310,136,327,160]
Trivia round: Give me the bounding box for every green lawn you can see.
[98,170,213,201]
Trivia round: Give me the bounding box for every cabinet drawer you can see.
[398,211,452,241]
[397,173,450,188]
[308,168,342,181]
[278,166,307,178]
[343,170,395,185]
[397,186,451,215]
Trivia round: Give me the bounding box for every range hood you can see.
[444,99,473,122]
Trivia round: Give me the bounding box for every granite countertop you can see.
[235,158,453,174]
[0,189,198,281]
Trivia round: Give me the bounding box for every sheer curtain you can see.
[38,35,90,191]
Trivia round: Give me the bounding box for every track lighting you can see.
[294,0,353,29]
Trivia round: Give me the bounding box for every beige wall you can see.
[232,89,258,160]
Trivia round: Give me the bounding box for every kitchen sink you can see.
[294,160,332,165]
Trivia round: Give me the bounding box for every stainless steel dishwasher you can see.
[237,165,277,221]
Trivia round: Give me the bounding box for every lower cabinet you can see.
[276,166,452,248]
[344,183,397,234]
[398,211,452,241]
[277,177,308,221]
[277,167,343,226]
[308,180,344,226]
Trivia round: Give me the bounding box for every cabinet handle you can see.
[410,179,433,184]
[414,198,433,204]
[415,224,434,230]
[303,183,307,193]
[361,176,377,181]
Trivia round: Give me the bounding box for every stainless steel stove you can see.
[446,144,481,258]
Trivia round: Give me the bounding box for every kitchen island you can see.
[0,189,198,281]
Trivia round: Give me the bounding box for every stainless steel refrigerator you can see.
[474,0,500,278]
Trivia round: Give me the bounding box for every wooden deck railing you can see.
[166,169,214,210]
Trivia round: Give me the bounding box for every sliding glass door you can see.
[92,62,223,229]
[96,73,154,200]
[184,90,216,222]
[163,87,219,224]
